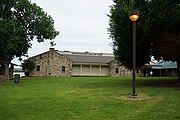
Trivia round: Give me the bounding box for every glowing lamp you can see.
[129,10,140,22]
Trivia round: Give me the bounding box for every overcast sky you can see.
[13,0,114,64]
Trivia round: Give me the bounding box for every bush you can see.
[21,59,35,76]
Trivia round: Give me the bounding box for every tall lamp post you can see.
[129,10,140,97]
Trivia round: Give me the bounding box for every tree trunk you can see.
[177,60,180,82]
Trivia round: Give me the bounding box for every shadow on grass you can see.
[136,78,179,88]
[76,77,179,89]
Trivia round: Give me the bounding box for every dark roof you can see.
[152,61,177,69]
[64,54,114,64]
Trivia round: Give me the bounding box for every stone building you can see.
[0,60,15,80]
[29,48,131,77]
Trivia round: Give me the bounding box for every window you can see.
[37,65,40,71]
[115,68,119,73]
[62,66,65,72]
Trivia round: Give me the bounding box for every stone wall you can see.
[110,60,132,77]
[30,48,72,77]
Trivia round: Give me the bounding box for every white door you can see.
[82,65,90,76]
[92,66,100,76]
[72,65,80,76]
[101,66,109,76]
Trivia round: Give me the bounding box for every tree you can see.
[21,59,35,76]
[0,0,59,62]
[108,0,151,69]
[146,0,180,80]
[108,0,180,80]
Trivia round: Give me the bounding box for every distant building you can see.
[29,48,131,77]
[150,61,178,77]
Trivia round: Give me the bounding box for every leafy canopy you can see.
[108,0,180,69]
[21,59,35,72]
[0,0,59,62]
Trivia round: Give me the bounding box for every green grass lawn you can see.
[0,77,179,120]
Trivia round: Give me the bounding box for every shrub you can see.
[21,59,35,76]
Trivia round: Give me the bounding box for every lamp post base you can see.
[129,94,139,98]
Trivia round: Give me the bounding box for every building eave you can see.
[72,62,109,66]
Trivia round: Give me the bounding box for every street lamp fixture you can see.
[129,9,140,97]
[129,10,140,22]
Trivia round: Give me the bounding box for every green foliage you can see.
[108,0,180,69]
[0,0,59,62]
[0,77,179,119]
[146,0,180,62]
[108,0,151,69]
[50,41,56,47]
[21,59,35,72]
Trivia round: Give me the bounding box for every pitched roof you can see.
[151,61,177,69]
[30,48,114,65]
[64,54,114,64]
